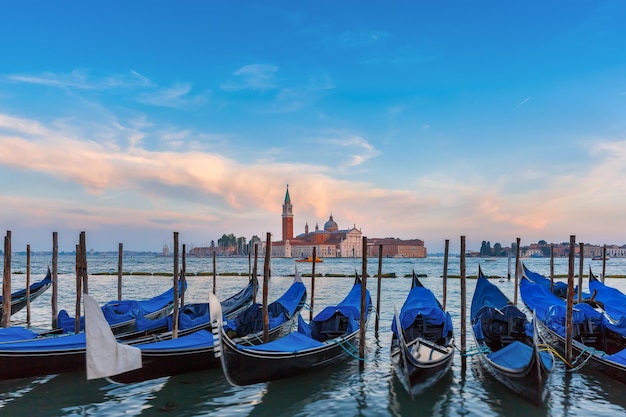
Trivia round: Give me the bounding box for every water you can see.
[1,254,626,416]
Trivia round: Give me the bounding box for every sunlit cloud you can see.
[2,112,626,253]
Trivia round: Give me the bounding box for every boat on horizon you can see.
[295,256,323,263]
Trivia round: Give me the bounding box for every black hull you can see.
[473,335,551,406]
[0,271,52,319]
[112,306,301,383]
[110,346,220,383]
[539,323,626,384]
[390,337,454,396]
[0,348,85,380]
[221,329,363,386]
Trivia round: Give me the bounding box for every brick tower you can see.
[282,185,293,242]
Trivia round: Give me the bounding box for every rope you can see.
[336,337,366,361]
[455,343,491,357]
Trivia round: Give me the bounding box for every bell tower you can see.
[282,185,293,241]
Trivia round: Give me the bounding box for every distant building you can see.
[271,185,363,258]
[271,185,426,258]
[366,238,427,258]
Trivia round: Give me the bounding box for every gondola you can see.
[218,273,371,386]
[588,267,626,320]
[520,272,626,384]
[107,271,307,383]
[390,270,454,397]
[0,278,250,381]
[56,279,187,335]
[115,275,256,342]
[0,267,52,320]
[471,266,554,406]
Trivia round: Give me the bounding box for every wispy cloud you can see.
[7,69,206,109]
[221,64,279,91]
[516,97,531,107]
[7,69,152,90]
[137,82,208,108]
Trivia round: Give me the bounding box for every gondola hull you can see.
[220,329,362,386]
[471,267,554,406]
[390,337,454,396]
[537,322,626,384]
[111,308,301,384]
[0,343,85,380]
[472,334,551,406]
[0,269,52,319]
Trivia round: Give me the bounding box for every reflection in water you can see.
[388,369,453,417]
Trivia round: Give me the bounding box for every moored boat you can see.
[295,256,323,263]
[0,267,52,320]
[471,266,554,406]
[520,274,626,385]
[218,273,371,386]
[390,270,454,397]
[106,272,307,383]
[0,278,249,381]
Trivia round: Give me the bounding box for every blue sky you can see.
[1,1,625,253]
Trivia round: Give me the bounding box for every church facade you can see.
[270,186,363,258]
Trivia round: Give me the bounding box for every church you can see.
[270,186,363,258]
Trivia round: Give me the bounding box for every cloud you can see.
[516,97,531,107]
[221,64,279,91]
[7,69,152,90]
[2,112,626,253]
[137,82,208,108]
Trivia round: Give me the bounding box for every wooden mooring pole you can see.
[578,242,584,303]
[181,244,187,308]
[514,237,520,305]
[253,244,259,304]
[565,235,575,367]
[602,244,607,283]
[118,243,123,301]
[310,247,317,321]
[359,236,367,370]
[52,232,58,329]
[172,232,180,339]
[550,244,555,293]
[460,236,467,371]
[375,244,382,334]
[443,239,449,310]
[262,233,271,343]
[212,250,217,295]
[2,231,11,328]
[26,244,31,325]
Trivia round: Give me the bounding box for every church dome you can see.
[323,214,338,232]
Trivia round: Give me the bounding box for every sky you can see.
[1,1,626,254]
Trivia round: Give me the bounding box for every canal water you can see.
[0,254,625,416]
